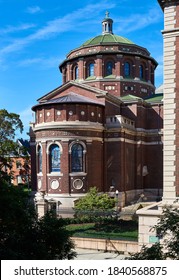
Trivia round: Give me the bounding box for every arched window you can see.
[139,65,144,79]
[151,66,154,84]
[49,144,61,172]
[75,66,79,80]
[124,62,131,77]
[106,61,113,76]
[71,143,84,172]
[38,145,42,173]
[88,63,95,77]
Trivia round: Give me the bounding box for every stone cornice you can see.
[158,0,179,10]
[33,121,104,132]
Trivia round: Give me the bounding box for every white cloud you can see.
[0,23,36,35]
[18,56,61,69]
[26,6,42,14]
[0,1,116,57]
[115,7,162,33]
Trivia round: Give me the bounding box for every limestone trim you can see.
[69,172,87,176]
[69,140,87,154]
[104,137,162,145]
[47,172,64,176]
[33,121,104,131]
[106,127,162,137]
[46,140,63,154]
[162,4,177,199]
[35,136,104,143]
[36,142,43,154]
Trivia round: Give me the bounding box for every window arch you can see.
[72,65,79,80]
[139,65,144,79]
[106,61,113,76]
[37,145,42,173]
[74,66,79,80]
[124,62,131,78]
[71,143,84,172]
[87,63,95,77]
[49,144,61,172]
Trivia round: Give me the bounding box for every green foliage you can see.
[126,243,165,260]
[0,109,24,182]
[74,187,116,221]
[74,187,115,211]
[0,181,76,260]
[127,206,179,260]
[154,206,179,259]
[0,109,23,152]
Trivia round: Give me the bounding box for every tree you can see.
[0,181,76,260]
[0,109,24,181]
[127,206,179,260]
[0,109,76,259]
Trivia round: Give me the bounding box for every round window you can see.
[51,180,59,190]
[73,179,83,190]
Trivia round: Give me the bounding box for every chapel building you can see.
[30,13,163,210]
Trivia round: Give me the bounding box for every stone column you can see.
[35,193,48,218]
[162,3,179,200]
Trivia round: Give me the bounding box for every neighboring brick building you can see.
[9,139,31,186]
[30,13,163,210]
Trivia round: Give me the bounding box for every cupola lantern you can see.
[102,11,113,34]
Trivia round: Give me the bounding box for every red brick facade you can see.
[30,15,163,208]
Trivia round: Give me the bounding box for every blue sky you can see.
[0,0,164,138]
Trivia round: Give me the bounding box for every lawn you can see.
[66,219,138,241]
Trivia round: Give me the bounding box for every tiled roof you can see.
[120,94,142,101]
[35,92,104,108]
[145,93,163,103]
[81,33,134,47]
[121,93,163,104]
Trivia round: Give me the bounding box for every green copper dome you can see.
[80,12,134,47]
[81,33,134,47]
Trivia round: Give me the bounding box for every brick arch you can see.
[122,57,136,78]
[46,141,63,154]
[139,60,147,81]
[84,58,96,79]
[69,140,87,174]
[69,140,87,154]
[71,62,79,80]
[36,142,43,154]
[36,143,43,174]
[103,57,117,76]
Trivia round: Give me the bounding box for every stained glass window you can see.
[88,63,94,77]
[71,143,83,172]
[50,144,60,172]
[38,146,42,173]
[106,61,113,76]
[124,62,131,77]
[139,65,144,79]
[75,66,79,79]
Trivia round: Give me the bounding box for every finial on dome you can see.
[105,11,110,18]
[102,11,113,35]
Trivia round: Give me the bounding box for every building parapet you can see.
[105,115,135,129]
